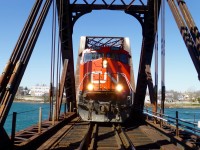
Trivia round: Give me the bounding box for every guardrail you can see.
[143,108,200,137]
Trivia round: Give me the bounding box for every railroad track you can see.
[37,119,184,150]
[49,119,90,149]
[40,121,135,150]
[80,123,134,150]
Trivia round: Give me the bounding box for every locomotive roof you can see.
[78,36,131,55]
[85,36,124,49]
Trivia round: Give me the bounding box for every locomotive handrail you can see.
[78,72,90,89]
[120,73,134,93]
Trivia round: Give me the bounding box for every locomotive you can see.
[75,36,135,122]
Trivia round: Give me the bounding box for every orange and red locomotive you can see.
[76,36,135,122]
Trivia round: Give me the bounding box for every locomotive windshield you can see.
[84,52,103,62]
[107,53,129,64]
[83,52,129,64]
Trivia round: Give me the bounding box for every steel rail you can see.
[37,116,81,150]
[89,123,98,149]
[120,126,136,150]
[77,122,93,150]
[48,120,90,149]
[82,123,134,150]
[113,124,125,149]
[115,124,132,149]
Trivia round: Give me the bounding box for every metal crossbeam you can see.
[71,0,147,6]
[85,37,124,48]
[133,0,161,111]
[71,4,148,11]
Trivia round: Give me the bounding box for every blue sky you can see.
[0,0,200,92]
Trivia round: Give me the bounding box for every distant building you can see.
[30,84,49,96]
[183,94,189,100]
[16,86,30,96]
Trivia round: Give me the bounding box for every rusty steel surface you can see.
[47,120,90,149]
[90,124,133,150]
[133,0,161,111]
[11,114,200,150]
[35,119,187,150]
[0,1,52,149]
[56,0,77,111]
[145,117,200,150]
[14,112,76,150]
[167,0,200,79]
[42,122,133,150]
[0,0,200,149]
[56,59,69,120]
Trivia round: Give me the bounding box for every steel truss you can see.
[1,0,200,148]
[55,0,156,114]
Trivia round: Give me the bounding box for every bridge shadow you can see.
[121,117,178,149]
[122,114,147,129]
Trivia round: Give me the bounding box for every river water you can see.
[4,102,200,136]
[4,102,51,135]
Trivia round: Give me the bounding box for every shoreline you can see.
[14,99,46,104]
[14,100,200,108]
[145,103,200,108]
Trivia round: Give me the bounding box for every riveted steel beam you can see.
[56,0,77,111]
[133,0,161,111]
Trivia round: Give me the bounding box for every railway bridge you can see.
[0,0,200,149]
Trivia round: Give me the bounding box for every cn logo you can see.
[91,71,117,84]
[91,71,107,84]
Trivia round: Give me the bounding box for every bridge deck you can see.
[13,113,199,150]
[38,117,182,149]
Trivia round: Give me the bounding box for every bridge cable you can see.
[49,0,56,120]
[55,0,62,119]
[55,0,63,118]
[161,0,165,114]
[59,0,67,114]
[153,0,159,114]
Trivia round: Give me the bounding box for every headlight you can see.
[87,83,93,91]
[116,84,123,92]
[103,59,108,68]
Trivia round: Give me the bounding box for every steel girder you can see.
[0,0,52,148]
[56,59,69,120]
[167,0,200,79]
[56,0,151,112]
[56,0,77,110]
[133,0,161,111]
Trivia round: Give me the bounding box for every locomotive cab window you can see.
[107,53,128,64]
[107,53,119,61]
[84,53,103,63]
[119,54,129,64]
